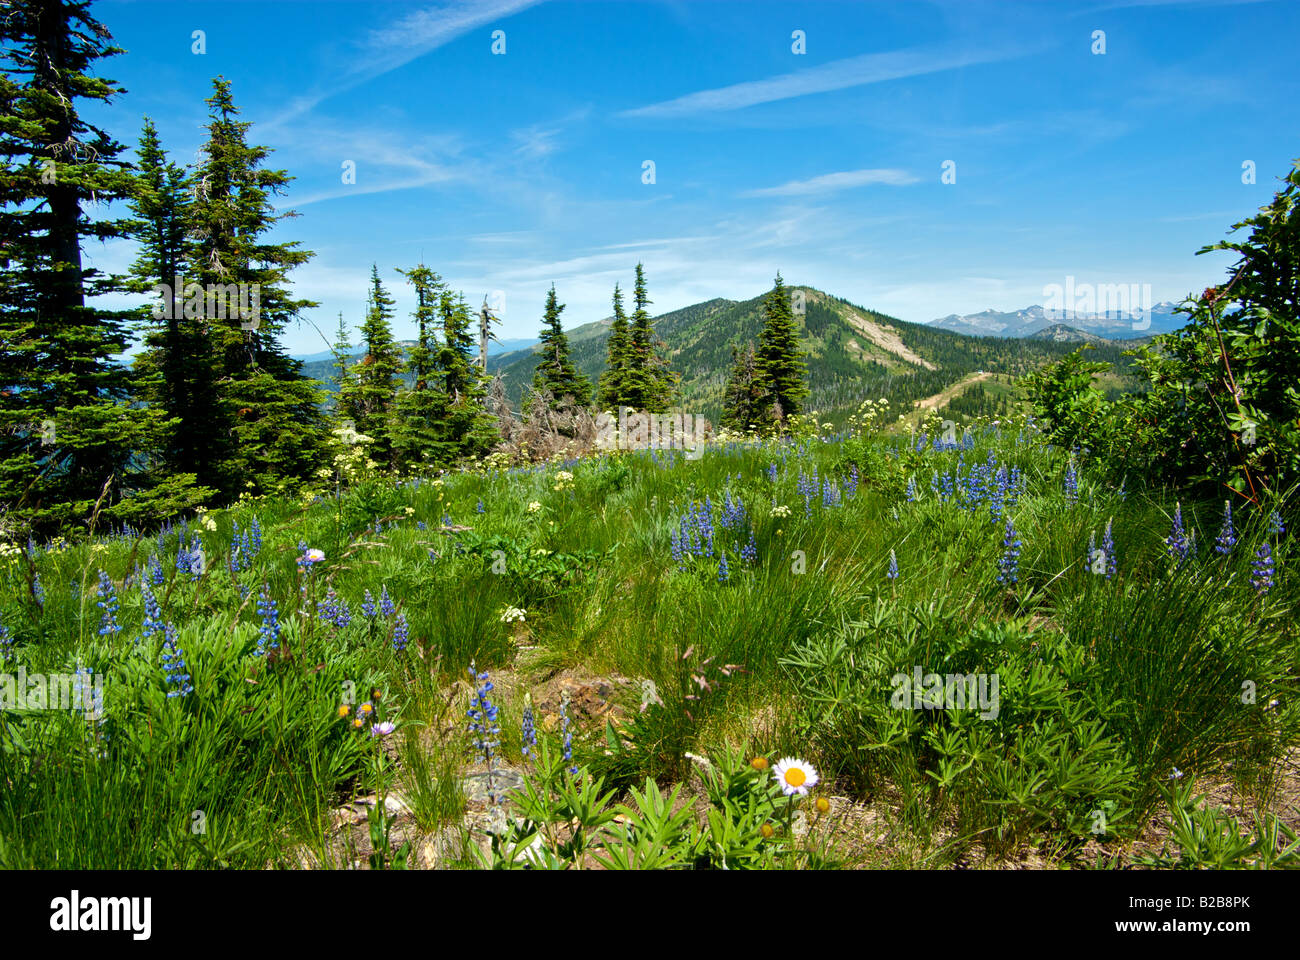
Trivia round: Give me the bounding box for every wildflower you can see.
[521,693,537,759]
[1165,503,1192,564]
[304,548,325,564]
[1102,518,1117,580]
[140,579,164,642]
[379,585,395,618]
[96,570,121,637]
[1251,542,1274,596]
[887,548,898,580]
[392,613,409,653]
[771,504,792,519]
[760,823,775,839]
[846,463,859,498]
[371,721,395,738]
[905,476,916,503]
[717,554,730,583]
[1169,767,1184,780]
[148,553,164,587]
[767,463,778,483]
[337,704,351,718]
[362,590,377,619]
[0,617,12,664]
[1269,511,1285,536]
[160,623,194,698]
[467,661,501,801]
[740,528,758,564]
[997,517,1021,585]
[772,757,819,797]
[256,585,280,654]
[527,501,541,513]
[1064,460,1078,505]
[32,573,44,608]
[560,696,577,777]
[750,756,769,771]
[499,606,526,624]
[476,499,485,514]
[1214,501,1236,555]
[815,797,831,815]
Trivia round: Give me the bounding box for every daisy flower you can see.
[772,757,819,797]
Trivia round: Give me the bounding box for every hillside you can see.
[488,286,1143,420]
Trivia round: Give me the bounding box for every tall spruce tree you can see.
[337,264,403,466]
[620,263,677,413]
[720,342,766,433]
[596,282,630,410]
[0,1,192,534]
[531,284,590,410]
[435,289,498,461]
[187,76,328,500]
[390,264,446,468]
[755,274,809,425]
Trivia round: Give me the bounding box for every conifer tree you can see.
[435,289,498,461]
[720,342,766,433]
[187,76,328,499]
[330,312,353,393]
[597,282,630,410]
[0,1,195,533]
[620,263,677,413]
[755,273,809,425]
[391,265,446,468]
[337,265,403,466]
[530,285,591,410]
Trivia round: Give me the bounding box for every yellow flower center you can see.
[815,797,830,814]
[750,757,768,771]
[784,767,806,788]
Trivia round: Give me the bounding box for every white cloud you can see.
[741,168,919,198]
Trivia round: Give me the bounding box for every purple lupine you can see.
[1215,501,1236,555]
[392,613,409,653]
[1102,518,1117,580]
[997,518,1021,585]
[1165,503,1192,565]
[1251,542,1274,596]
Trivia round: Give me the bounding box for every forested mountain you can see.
[486,287,1142,421]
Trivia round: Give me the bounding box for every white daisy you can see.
[772,757,819,797]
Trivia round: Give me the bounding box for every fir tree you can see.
[720,342,766,433]
[530,285,591,411]
[337,264,403,466]
[186,76,328,500]
[0,1,195,533]
[390,264,446,469]
[620,263,677,413]
[755,274,809,425]
[435,289,498,462]
[597,282,631,410]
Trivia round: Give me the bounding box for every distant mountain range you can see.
[926,302,1187,340]
[485,286,1145,419]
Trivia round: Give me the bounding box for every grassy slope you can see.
[1,415,1295,868]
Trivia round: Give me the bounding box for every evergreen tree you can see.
[337,264,403,466]
[596,282,631,410]
[186,76,328,500]
[125,118,211,491]
[620,263,677,413]
[720,342,766,433]
[329,312,353,394]
[434,289,498,461]
[755,274,809,425]
[530,284,591,410]
[390,264,446,468]
[0,1,195,534]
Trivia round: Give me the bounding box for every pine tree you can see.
[755,274,809,425]
[338,265,403,466]
[390,264,446,469]
[435,289,498,462]
[330,313,353,394]
[187,76,328,500]
[720,342,766,433]
[620,263,677,413]
[0,1,195,534]
[530,284,591,411]
[125,118,212,490]
[597,282,631,410]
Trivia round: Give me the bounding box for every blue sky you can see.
[84,0,1300,355]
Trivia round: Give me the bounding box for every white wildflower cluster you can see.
[771,504,792,518]
[553,470,575,491]
[846,397,891,435]
[527,501,542,514]
[499,606,527,624]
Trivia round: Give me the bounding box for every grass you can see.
[1,411,1296,869]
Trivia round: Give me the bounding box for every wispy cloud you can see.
[618,42,1038,119]
[266,0,544,128]
[741,168,919,198]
